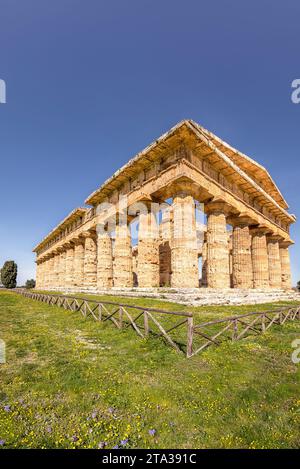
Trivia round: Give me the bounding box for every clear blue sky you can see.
[0,0,299,285]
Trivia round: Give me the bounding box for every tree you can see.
[297,281,300,292]
[25,279,36,289]
[1,261,17,289]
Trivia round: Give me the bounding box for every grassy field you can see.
[0,289,299,449]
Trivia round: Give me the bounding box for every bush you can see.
[25,279,36,290]
[1,261,17,289]
[297,281,300,292]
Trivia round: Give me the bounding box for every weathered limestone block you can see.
[228,216,253,289]
[53,256,59,287]
[83,232,97,288]
[201,235,208,287]
[206,201,231,289]
[267,236,282,289]
[96,229,113,288]
[251,228,270,289]
[159,206,172,286]
[59,249,66,288]
[48,255,55,288]
[73,240,85,287]
[279,241,292,290]
[171,193,199,288]
[138,210,159,288]
[43,258,49,289]
[65,243,75,288]
[113,224,133,288]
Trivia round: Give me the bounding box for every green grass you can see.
[0,290,299,449]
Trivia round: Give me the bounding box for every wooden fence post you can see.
[144,311,149,336]
[261,313,266,333]
[187,316,194,358]
[119,307,123,329]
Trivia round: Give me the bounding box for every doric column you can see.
[73,238,85,288]
[227,215,253,289]
[201,233,208,287]
[279,241,292,290]
[95,228,113,289]
[59,249,66,288]
[113,223,133,288]
[159,206,172,286]
[35,261,40,289]
[267,236,282,289]
[137,208,159,288]
[171,192,199,288]
[39,260,44,288]
[65,243,75,288]
[205,201,231,289]
[48,255,55,289]
[53,252,60,288]
[250,227,270,289]
[83,231,97,288]
[43,257,49,289]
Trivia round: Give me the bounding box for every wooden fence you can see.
[13,290,300,358]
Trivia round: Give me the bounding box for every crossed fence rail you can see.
[13,290,300,357]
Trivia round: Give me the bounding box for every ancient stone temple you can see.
[34,120,295,293]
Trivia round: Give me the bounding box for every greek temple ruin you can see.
[33,120,296,297]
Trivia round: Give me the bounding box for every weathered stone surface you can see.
[113,224,133,288]
[171,193,199,288]
[159,206,172,286]
[230,219,253,289]
[279,242,292,290]
[59,250,66,288]
[251,228,270,289]
[83,232,97,288]
[33,120,296,293]
[65,244,75,288]
[137,211,159,288]
[94,230,112,288]
[73,240,85,287]
[267,236,282,289]
[206,201,231,289]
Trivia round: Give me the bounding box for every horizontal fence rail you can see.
[11,290,300,358]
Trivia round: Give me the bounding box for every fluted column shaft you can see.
[279,242,292,290]
[201,236,208,287]
[59,250,66,288]
[83,233,97,288]
[73,241,85,288]
[65,244,75,288]
[96,229,113,288]
[159,207,172,286]
[206,202,230,289]
[54,253,60,288]
[251,229,269,289]
[231,222,253,289]
[48,256,55,289]
[44,259,49,289]
[171,193,198,288]
[267,237,282,289]
[113,224,133,287]
[137,209,159,287]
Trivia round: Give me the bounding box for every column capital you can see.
[279,239,294,248]
[81,230,97,240]
[266,234,282,243]
[205,199,235,216]
[249,225,272,236]
[227,212,256,227]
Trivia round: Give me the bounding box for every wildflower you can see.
[3,405,10,412]
[98,441,107,449]
[71,435,78,442]
[149,429,156,436]
[108,407,114,413]
[0,440,5,446]
[113,445,119,449]
[120,439,128,446]
[91,411,97,419]
[45,426,52,434]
